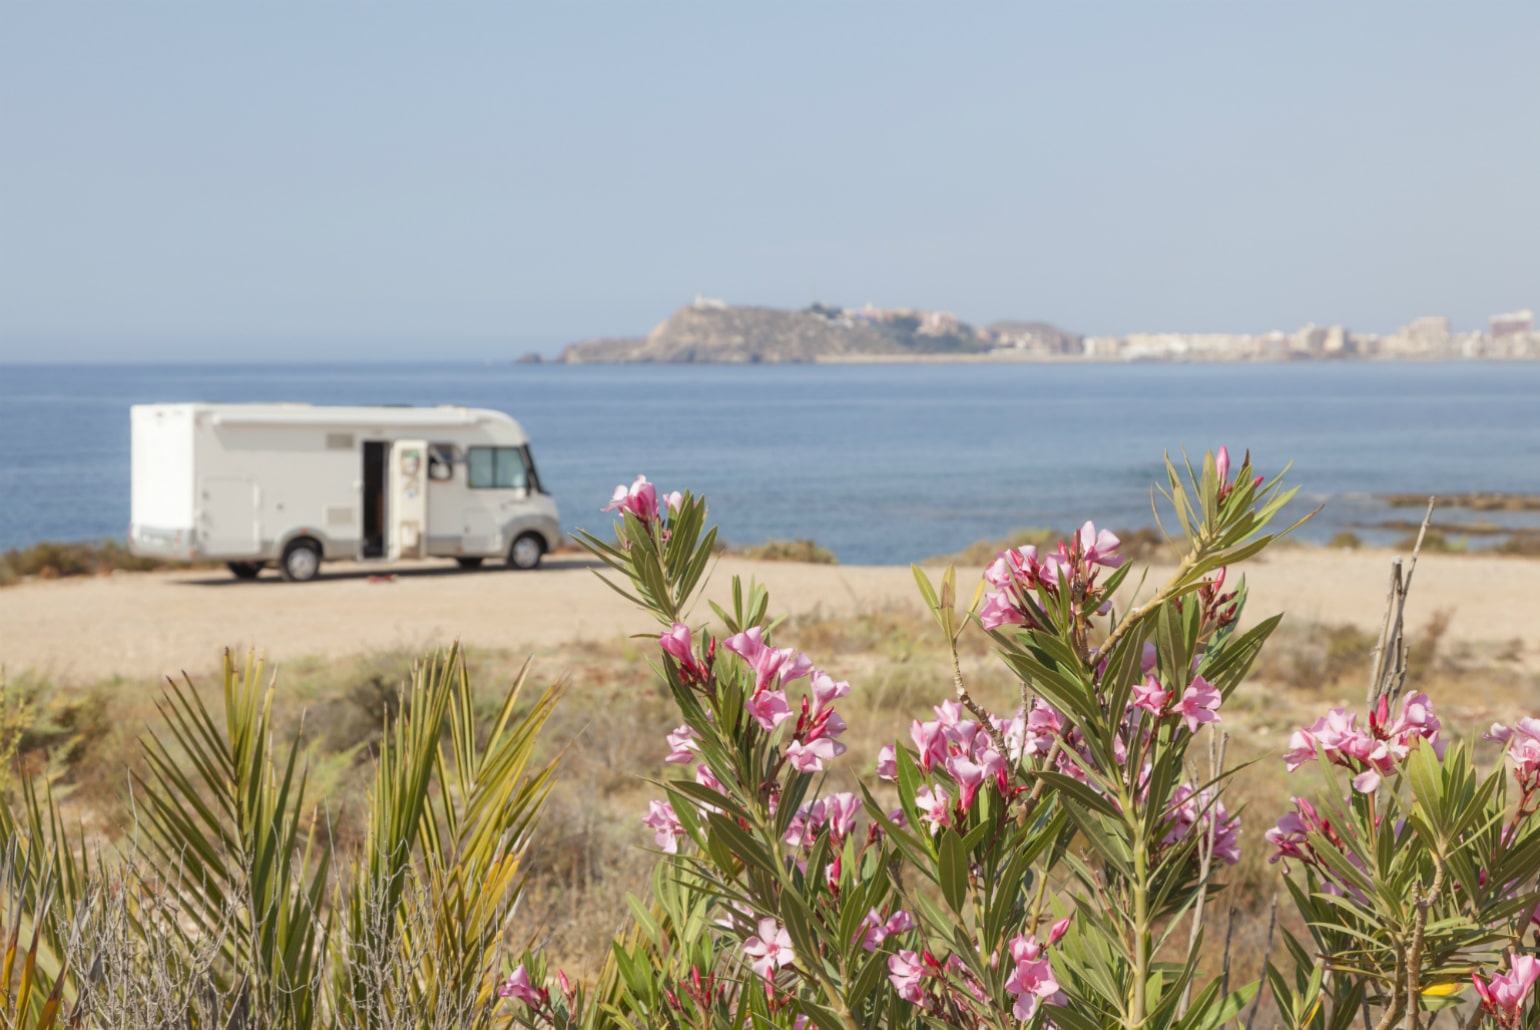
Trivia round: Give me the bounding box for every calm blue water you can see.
[2,362,1537,565]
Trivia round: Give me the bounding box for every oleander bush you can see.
[7,451,1540,1030]
[502,455,1540,1029]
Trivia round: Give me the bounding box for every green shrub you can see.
[728,537,838,564]
[0,538,195,586]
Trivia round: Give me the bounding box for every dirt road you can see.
[1,549,1535,682]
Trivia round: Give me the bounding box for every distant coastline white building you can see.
[1491,309,1534,337]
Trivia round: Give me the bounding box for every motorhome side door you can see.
[201,477,261,557]
[388,439,429,560]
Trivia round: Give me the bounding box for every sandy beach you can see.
[1,547,1535,683]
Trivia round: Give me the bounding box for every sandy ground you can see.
[1,548,1536,683]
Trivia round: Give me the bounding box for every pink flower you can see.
[1003,936,1064,1020]
[1266,808,1309,865]
[1140,641,1158,674]
[664,724,699,764]
[1048,916,1071,945]
[659,622,694,664]
[983,554,1013,589]
[497,964,546,1006]
[642,799,684,854]
[1131,675,1170,717]
[933,700,965,727]
[911,719,948,771]
[1285,698,1444,793]
[888,951,927,1004]
[1215,446,1230,484]
[1284,708,1358,771]
[876,744,898,781]
[860,907,915,951]
[1474,954,1540,1025]
[1024,701,1063,755]
[694,762,724,800]
[1163,784,1241,865]
[1077,521,1123,569]
[944,754,987,812]
[979,590,1026,631]
[724,627,812,695]
[1010,934,1043,962]
[824,792,861,841]
[1495,718,1540,787]
[914,785,952,831]
[783,800,824,848]
[785,735,845,773]
[1378,691,1445,760]
[603,474,660,522]
[861,911,889,951]
[1174,675,1221,732]
[745,689,793,732]
[742,918,795,979]
[810,670,851,710]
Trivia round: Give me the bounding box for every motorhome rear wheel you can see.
[280,539,322,582]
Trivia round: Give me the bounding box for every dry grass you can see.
[3,598,1533,991]
[0,538,206,587]
[721,538,840,564]
[929,526,1174,567]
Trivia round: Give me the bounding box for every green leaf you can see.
[938,829,968,914]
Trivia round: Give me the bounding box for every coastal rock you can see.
[558,303,992,364]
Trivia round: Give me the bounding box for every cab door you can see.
[388,439,428,560]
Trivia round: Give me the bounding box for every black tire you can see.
[455,556,485,570]
[279,539,322,583]
[227,561,263,580]
[507,532,544,571]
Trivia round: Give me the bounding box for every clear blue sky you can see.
[3,3,1537,361]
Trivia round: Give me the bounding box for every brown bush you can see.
[0,538,199,587]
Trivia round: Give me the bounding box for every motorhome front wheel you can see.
[509,533,543,571]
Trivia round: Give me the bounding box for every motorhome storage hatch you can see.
[128,403,561,581]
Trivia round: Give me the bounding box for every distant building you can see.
[1491,309,1534,337]
[693,293,728,311]
[916,310,962,336]
[1406,315,1451,347]
[1292,324,1327,355]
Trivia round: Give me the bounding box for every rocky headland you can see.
[555,298,1540,364]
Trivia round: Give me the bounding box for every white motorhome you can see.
[128,403,561,581]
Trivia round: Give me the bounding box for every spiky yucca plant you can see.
[0,644,559,1030]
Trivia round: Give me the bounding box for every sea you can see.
[2,361,1537,566]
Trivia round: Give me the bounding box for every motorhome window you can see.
[467,447,528,490]
[518,445,544,494]
[428,443,455,481]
